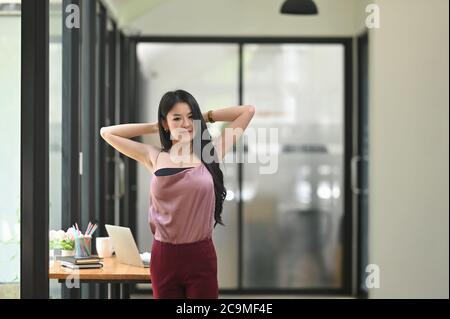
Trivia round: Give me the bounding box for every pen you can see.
[85,222,92,236]
[89,224,98,237]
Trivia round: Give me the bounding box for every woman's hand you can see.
[205,105,256,161]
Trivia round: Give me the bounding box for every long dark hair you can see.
[157,89,226,227]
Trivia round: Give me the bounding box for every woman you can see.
[100,89,255,298]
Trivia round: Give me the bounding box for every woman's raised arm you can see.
[100,122,161,171]
[203,105,256,161]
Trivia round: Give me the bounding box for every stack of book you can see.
[59,255,103,269]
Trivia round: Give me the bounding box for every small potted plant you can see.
[49,227,76,259]
[61,227,76,256]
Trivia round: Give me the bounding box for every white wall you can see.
[368,0,449,298]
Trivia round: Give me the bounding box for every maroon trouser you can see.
[150,237,219,299]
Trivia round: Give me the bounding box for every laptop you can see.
[105,224,150,268]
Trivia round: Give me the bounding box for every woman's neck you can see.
[169,142,203,166]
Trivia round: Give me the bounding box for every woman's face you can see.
[163,102,194,143]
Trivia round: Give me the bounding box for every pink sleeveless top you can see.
[148,153,216,244]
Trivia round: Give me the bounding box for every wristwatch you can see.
[207,110,215,123]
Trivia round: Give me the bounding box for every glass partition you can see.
[0,1,21,299]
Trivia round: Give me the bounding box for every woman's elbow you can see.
[246,105,256,116]
[100,127,109,139]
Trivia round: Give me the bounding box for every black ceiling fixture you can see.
[280,0,318,15]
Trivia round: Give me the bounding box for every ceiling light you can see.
[280,0,318,15]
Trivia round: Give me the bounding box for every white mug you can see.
[96,237,113,258]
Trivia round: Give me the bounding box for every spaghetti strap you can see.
[154,149,163,168]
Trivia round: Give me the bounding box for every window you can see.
[0,2,21,299]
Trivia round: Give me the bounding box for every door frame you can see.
[131,36,354,296]
[21,0,50,299]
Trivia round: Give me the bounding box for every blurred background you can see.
[0,0,448,299]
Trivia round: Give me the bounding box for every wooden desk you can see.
[49,257,151,298]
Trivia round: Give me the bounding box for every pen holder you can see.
[75,236,92,257]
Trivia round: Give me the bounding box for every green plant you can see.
[49,227,76,251]
[50,238,74,250]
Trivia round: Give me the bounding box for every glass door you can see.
[134,39,353,294]
[242,43,348,290]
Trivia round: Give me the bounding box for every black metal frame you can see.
[130,36,354,296]
[237,43,244,292]
[80,0,96,240]
[62,0,81,259]
[96,2,106,239]
[118,33,138,231]
[115,33,139,299]
[119,33,128,228]
[343,37,354,296]
[20,0,50,299]
[104,19,117,229]
[127,39,139,300]
[61,0,81,299]
[80,0,97,299]
[95,2,108,299]
[356,32,369,299]
[126,38,138,246]
[119,33,130,230]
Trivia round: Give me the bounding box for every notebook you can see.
[61,261,104,269]
[59,255,103,265]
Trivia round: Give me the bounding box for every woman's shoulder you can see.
[147,146,165,174]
